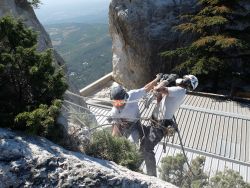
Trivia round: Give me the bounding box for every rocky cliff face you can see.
[0,0,94,151]
[0,128,176,188]
[109,0,196,89]
[0,0,53,54]
[109,0,250,90]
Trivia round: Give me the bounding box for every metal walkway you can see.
[86,93,250,182]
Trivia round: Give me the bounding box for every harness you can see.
[150,113,177,153]
[112,119,140,138]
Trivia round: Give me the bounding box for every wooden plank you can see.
[206,97,214,110]
[247,167,250,183]
[235,118,241,160]
[189,95,198,107]
[216,116,225,155]
[183,95,192,106]
[218,100,224,112]
[224,117,233,158]
[196,95,204,108]
[196,112,207,150]
[222,99,228,113]
[93,107,108,124]
[229,100,235,114]
[207,114,217,153]
[246,120,250,162]
[171,108,183,144]
[240,165,248,182]
[190,110,204,149]
[218,116,228,157]
[201,113,213,151]
[232,162,240,173]
[240,119,247,162]
[192,95,201,107]
[233,101,238,114]
[171,108,182,144]
[225,161,233,171]
[186,111,200,148]
[230,118,238,159]
[155,144,164,166]
[210,115,221,154]
[245,104,250,115]
[181,110,194,146]
[217,159,226,173]
[80,72,113,96]
[203,96,210,109]
[210,158,219,176]
[205,156,213,177]
[225,100,230,114]
[174,108,188,144]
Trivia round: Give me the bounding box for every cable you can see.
[63,99,153,122]
[64,91,196,180]
[66,90,149,105]
[173,116,195,177]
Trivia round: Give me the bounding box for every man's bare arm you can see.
[154,81,169,96]
[143,74,162,92]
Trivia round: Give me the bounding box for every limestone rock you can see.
[0,128,176,188]
[109,0,197,89]
[109,0,250,89]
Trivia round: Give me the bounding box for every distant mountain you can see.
[37,11,108,25]
[45,23,112,89]
[35,0,109,24]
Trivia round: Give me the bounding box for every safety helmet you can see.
[110,84,129,100]
[183,75,198,90]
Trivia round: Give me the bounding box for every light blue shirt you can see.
[110,88,147,122]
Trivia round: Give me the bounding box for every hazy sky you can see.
[37,0,109,8]
[35,0,110,24]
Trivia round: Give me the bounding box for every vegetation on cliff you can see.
[0,16,67,136]
[28,0,41,8]
[85,131,143,171]
[162,0,250,93]
[160,154,250,188]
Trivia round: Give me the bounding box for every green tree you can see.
[85,131,143,171]
[159,153,208,188]
[28,0,42,8]
[162,0,250,92]
[208,169,250,188]
[0,16,67,136]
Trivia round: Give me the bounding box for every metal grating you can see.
[86,93,250,182]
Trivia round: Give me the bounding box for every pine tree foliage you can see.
[162,0,250,91]
[159,154,250,188]
[159,153,208,187]
[85,131,143,171]
[0,16,67,135]
[208,169,250,188]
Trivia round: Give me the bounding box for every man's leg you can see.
[128,121,143,146]
[112,124,122,137]
[140,126,164,176]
